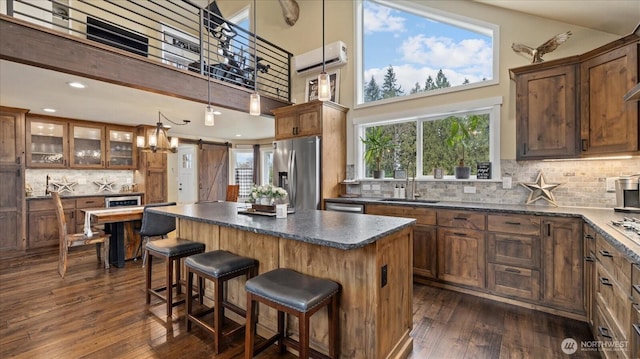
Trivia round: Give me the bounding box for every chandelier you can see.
[137,111,190,153]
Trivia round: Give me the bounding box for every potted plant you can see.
[360,127,394,179]
[445,115,479,179]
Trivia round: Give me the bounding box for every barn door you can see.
[198,143,229,202]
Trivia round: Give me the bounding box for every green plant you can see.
[360,127,394,172]
[445,115,480,167]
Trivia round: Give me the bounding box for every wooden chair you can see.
[52,191,110,278]
[226,184,240,202]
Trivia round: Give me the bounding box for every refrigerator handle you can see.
[289,150,296,207]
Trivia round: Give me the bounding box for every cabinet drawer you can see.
[487,233,541,269]
[28,198,74,211]
[487,214,541,235]
[406,207,436,226]
[596,234,631,291]
[487,263,540,301]
[596,263,631,342]
[437,210,485,230]
[632,303,640,359]
[76,197,104,209]
[594,301,629,359]
[366,204,404,216]
[633,264,640,303]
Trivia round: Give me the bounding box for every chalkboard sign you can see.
[477,162,491,179]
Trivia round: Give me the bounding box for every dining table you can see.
[83,206,144,268]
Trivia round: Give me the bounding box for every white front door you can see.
[177,145,197,204]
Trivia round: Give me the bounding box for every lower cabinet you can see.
[437,227,485,288]
[486,263,540,300]
[413,225,437,279]
[27,198,75,248]
[584,223,597,327]
[542,217,584,313]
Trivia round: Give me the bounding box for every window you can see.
[356,0,498,105]
[357,98,501,179]
[232,149,253,200]
[260,148,273,185]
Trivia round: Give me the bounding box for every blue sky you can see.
[363,0,493,93]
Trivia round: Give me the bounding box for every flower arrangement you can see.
[248,184,288,204]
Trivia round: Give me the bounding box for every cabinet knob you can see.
[598,326,612,339]
[581,139,588,151]
[599,250,613,258]
[599,276,612,286]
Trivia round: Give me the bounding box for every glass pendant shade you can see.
[204,106,215,126]
[250,93,261,116]
[169,137,179,149]
[318,72,331,101]
[136,135,145,147]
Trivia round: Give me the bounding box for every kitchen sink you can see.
[378,198,439,204]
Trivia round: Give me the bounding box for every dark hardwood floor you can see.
[0,247,599,358]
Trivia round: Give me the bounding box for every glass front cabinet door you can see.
[26,118,69,168]
[69,123,105,168]
[106,126,136,169]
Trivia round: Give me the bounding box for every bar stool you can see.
[185,250,258,354]
[145,238,205,318]
[244,268,340,359]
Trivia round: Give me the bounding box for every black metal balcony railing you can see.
[6,0,292,102]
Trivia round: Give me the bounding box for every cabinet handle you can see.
[454,217,467,221]
[581,139,588,152]
[546,223,551,236]
[505,221,521,225]
[633,324,640,337]
[453,232,467,236]
[504,267,521,274]
[598,326,612,339]
[584,256,595,262]
[599,250,613,258]
[86,201,95,204]
[15,157,20,165]
[585,234,594,240]
[16,169,20,177]
[599,277,612,286]
[633,284,640,295]
[633,303,640,312]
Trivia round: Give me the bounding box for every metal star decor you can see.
[94,178,116,192]
[50,176,77,194]
[520,170,561,207]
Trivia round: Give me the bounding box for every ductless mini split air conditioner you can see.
[294,41,347,74]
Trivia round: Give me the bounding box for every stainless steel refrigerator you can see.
[272,136,321,210]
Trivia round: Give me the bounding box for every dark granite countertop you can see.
[27,192,144,200]
[325,197,640,263]
[149,202,416,250]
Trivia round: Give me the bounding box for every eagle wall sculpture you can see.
[512,31,572,63]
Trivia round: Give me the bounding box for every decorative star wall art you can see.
[94,178,116,192]
[50,176,77,194]
[520,170,562,207]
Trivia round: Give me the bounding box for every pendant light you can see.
[249,0,261,116]
[204,16,215,126]
[317,0,330,102]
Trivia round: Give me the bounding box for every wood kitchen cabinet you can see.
[511,33,639,160]
[27,197,75,249]
[580,41,638,156]
[0,107,26,252]
[26,116,69,168]
[513,63,579,160]
[69,122,105,168]
[437,210,486,289]
[486,214,542,301]
[583,223,597,327]
[272,101,348,206]
[365,204,437,279]
[542,217,583,313]
[134,128,167,204]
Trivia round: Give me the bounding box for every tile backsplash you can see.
[26,169,135,196]
[355,158,640,208]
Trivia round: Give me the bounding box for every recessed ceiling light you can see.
[213,111,222,115]
[235,134,242,137]
[43,108,56,113]
[67,81,86,89]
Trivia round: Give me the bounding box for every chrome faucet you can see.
[405,161,420,199]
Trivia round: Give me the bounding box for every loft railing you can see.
[4,0,292,102]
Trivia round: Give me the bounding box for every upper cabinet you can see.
[580,42,638,155]
[511,34,639,160]
[26,115,136,169]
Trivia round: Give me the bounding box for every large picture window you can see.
[357,0,498,105]
[357,99,501,179]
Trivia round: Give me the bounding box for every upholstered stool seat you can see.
[145,238,205,319]
[185,250,257,354]
[245,268,340,359]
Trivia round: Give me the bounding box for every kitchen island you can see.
[150,202,416,359]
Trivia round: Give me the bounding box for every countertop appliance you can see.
[273,136,320,210]
[615,176,640,213]
[105,195,142,208]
